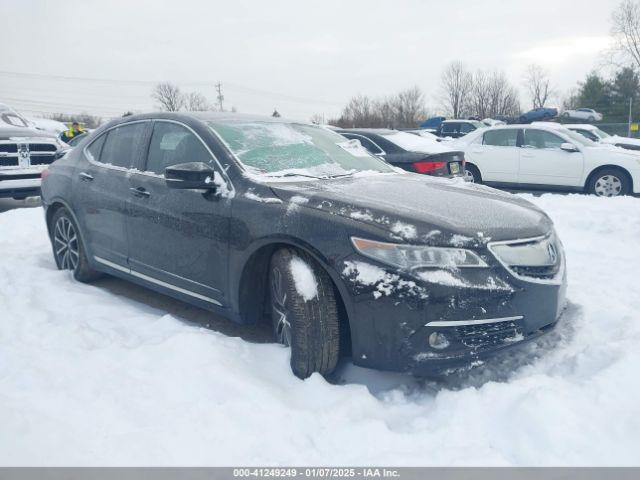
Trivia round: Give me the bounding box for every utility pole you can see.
[628,97,633,137]
[215,82,224,112]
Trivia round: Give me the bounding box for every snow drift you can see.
[0,193,639,466]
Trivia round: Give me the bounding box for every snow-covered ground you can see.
[1,193,639,466]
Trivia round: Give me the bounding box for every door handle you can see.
[79,172,94,181]
[130,187,150,198]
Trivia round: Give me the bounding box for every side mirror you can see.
[560,143,579,153]
[165,162,217,190]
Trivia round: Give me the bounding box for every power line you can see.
[0,69,343,107]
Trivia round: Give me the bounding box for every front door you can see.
[518,128,584,187]
[125,120,231,307]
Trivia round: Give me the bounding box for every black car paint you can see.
[336,129,465,177]
[41,112,566,375]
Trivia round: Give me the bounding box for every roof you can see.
[113,111,309,126]
[562,124,598,131]
[334,128,396,135]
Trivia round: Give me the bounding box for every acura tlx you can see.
[40,112,566,378]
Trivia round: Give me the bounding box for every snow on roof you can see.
[562,124,599,131]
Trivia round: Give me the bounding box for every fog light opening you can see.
[429,331,450,350]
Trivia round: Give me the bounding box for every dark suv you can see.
[436,120,485,138]
[41,112,567,379]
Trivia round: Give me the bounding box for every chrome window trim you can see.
[342,133,386,155]
[83,119,235,195]
[488,233,565,285]
[426,315,523,327]
[83,119,149,172]
[94,256,223,306]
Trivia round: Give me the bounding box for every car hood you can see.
[603,135,640,147]
[268,173,553,245]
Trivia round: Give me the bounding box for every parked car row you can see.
[453,123,640,197]
[40,112,567,379]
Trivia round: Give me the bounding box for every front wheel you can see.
[587,168,630,197]
[269,248,341,379]
[50,207,101,282]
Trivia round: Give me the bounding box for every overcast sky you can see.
[0,0,621,121]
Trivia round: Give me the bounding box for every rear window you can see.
[483,129,518,147]
[99,123,147,168]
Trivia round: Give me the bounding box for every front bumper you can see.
[0,176,41,199]
[341,251,567,376]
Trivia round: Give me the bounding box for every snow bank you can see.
[289,256,318,301]
[1,193,639,466]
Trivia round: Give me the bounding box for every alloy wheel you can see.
[464,169,475,183]
[53,216,79,271]
[594,175,622,197]
[271,267,292,346]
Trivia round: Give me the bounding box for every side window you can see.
[85,134,106,162]
[460,123,475,134]
[441,123,457,134]
[483,129,518,147]
[100,123,147,168]
[343,134,383,155]
[523,129,564,149]
[145,122,213,175]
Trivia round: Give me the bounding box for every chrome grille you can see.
[488,233,563,284]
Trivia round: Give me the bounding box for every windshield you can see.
[208,121,394,177]
[564,129,597,147]
[593,128,611,139]
[380,130,452,154]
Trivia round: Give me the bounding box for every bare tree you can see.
[152,82,185,112]
[48,112,103,129]
[392,86,427,127]
[439,61,473,118]
[185,91,211,111]
[523,64,553,109]
[467,69,520,118]
[611,0,640,69]
[310,113,325,124]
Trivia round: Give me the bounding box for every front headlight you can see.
[351,237,488,270]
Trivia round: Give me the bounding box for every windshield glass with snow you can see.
[208,122,394,177]
[594,128,611,139]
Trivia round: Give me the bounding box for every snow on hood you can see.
[270,174,552,244]
[605,135,640,147]
[381,131,458,154]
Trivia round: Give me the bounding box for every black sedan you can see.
[336,128,465,177]
[41,112,566,379]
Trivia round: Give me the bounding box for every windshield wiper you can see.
[265,172,324,179]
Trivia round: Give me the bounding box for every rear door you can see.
[73,121,149,268]
[466,128,520,183]
[518,128,584,187]
[125,120,232,307]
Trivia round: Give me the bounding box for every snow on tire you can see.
[269,248,340,379]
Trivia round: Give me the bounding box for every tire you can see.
[519,116,527,123]
[50,207,101,282]
[587,168,631,197]
[269,248,340,379]
[562,112,570,118]
[464,164,482,184]
[588,116,595,122]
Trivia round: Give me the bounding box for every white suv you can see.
[0,127,67,200]
[454,123,640,197]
